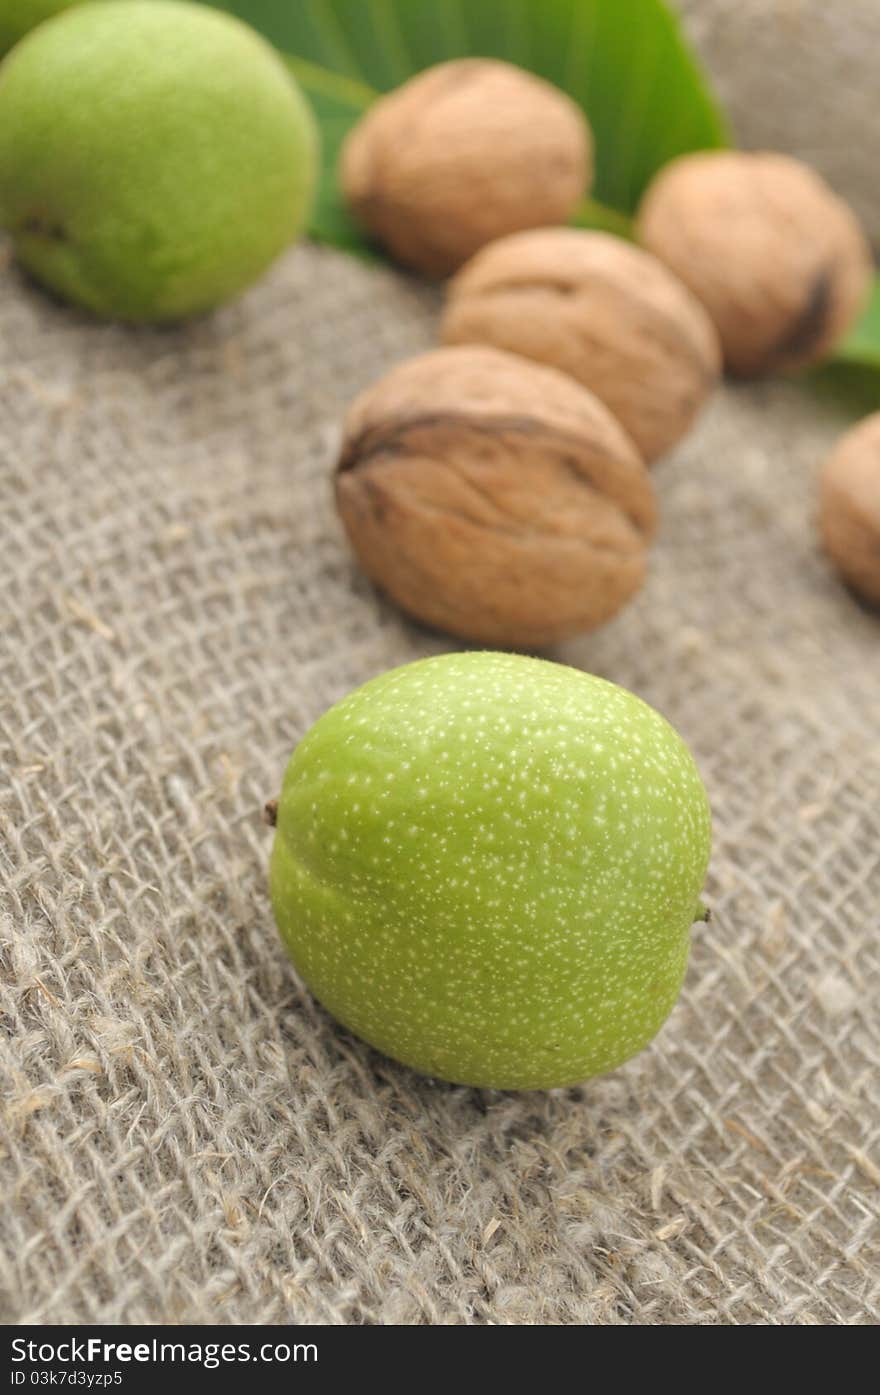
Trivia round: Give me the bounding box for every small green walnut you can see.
[0,0,78,56]
[819,413,880,606]
[269,651,712,1090]
[442,228,721,463]
[340,58,592,278]
[334,345,656,648]
[637,150,872,377]
[0,1,318,320]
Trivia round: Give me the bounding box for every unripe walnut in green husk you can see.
[0,1,318,321]
[0,0,78,55]
[269,651,712,1090]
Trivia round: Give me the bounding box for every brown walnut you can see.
[442,228,720,463]
[637,151,872,377]
[334,345,656,648]
[819,413,880,606]
[339,59,592,278]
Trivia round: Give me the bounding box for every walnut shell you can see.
[819,413,880,606]
[339,60,592,278]
[334,346,656,648]
[441,228,721,463]
[637,151,872,377]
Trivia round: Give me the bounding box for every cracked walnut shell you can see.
[339,59,592,278]
[442,229,721,463]
[819,413,880,606]
[637,151,872,377]
[334,346,656,648]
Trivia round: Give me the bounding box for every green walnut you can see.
[0,0,318,320]
[0,0,80,56]
[269,652,711,1090]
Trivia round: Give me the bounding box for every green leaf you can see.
[800,361,880,416]
[209,0,728,256]
[834,276,880,370]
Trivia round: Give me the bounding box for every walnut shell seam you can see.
[337,410,655,545]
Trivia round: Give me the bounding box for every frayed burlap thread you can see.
[1,240,878,1325]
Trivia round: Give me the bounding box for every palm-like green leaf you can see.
[211,0,728,250]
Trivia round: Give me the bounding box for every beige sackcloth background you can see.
[2,1,879,1326]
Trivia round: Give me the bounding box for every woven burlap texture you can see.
[1,238,878,1325]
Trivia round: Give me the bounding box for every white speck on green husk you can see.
[270,651,711,1090]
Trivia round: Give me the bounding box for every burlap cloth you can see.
[3,7,880,1308]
